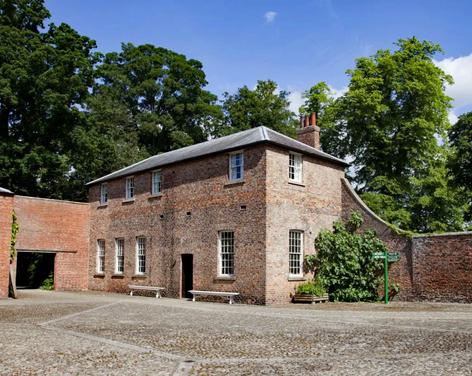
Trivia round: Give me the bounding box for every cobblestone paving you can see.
[1,290,471,375]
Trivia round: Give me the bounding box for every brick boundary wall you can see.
[410,233,472,302]
[14,196,90,291]
[0,192,14,298]
[341,177,472,302]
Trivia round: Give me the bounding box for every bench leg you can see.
[229,296,233,304]
[192,295,196,302]
[156,291,161,298]
[130,291,133,296]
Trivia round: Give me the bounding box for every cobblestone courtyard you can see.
[0,290,471,375]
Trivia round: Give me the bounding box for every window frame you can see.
[288,230,304,278]
[228,151,244,182]
[125,176,135,200]
[135,236,146,275]
[289,152,303,183]
[96,239,105,274]
[99,183,108,205]
[151,170,162,196]
[115,238,124,274]
[218,230,235,277]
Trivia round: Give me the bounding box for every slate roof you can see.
[87,126,348,186]
[0,187,13,194]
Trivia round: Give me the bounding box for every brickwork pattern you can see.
[265,146,345,304]
[0,194,13,298]
[88,145,267,303]
[14,196,90,291]
[411,233,472,302]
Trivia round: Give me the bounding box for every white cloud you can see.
[435,53,472,110]
[448,111,459,125]
[288,91,304,114]
[264,11,277,23]
[287,85,347,115]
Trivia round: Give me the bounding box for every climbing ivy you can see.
[306,212,388,302]
[10,211,19,262]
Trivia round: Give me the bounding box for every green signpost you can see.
[372,251,400,304]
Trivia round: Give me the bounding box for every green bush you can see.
[296,278,326,296]
[307,212,388,302]
[40,273,54,290]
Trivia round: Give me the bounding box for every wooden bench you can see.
[188,290,239,304]
[128,285,165,298]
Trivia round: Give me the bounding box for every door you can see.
[181,254,193,298]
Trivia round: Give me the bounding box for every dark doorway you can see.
[181,254,193,298]
[16,252,55,289]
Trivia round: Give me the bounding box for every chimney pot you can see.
[309,112,316,126]
[304,115,309,127]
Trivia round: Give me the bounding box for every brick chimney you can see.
[297,112,320,149]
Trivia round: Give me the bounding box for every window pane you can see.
[152,171,162,195]
[115,238,124,273]
[219,231,235,275]
[136,237,146,274]
[289,231,303,276]
[229,153,243,181]
[97,239,105,273]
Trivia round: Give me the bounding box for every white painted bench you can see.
[188,290,239,304]
[128,285,165,298]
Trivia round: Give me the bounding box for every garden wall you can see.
[14,196,90,291]
[341,178,472,302]
[0,191,14,298]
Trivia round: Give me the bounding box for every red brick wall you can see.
[0,194,14,298]
[411,233,472,302]
[265,146,346,304]
[341,178,472,302]
[88,145,267,303]
[14,196,90,291]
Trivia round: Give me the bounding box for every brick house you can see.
[86,116,348,304]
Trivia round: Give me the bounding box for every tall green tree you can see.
[299,81,333,126]
[0,0,98,199]
[221,80,297,136]
[308,37,465,232]
[448,112,472,224]
[91,43,223,156]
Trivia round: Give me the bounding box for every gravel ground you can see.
[0,290,471,375]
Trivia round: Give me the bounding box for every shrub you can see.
[307,212,388,302]
[296,278,326,296]
[40,273,54,290]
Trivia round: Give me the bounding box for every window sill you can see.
[224,180,245,187]
[111,274,125,279]
[288,181,305,187]
[132,274,147,279]
[148,193,162,199]
[122,198,135,204]
[93,273,105,278]
[214,276,236,282]
[288,276,306,282]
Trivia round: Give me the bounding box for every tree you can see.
[309,37,465,232]
[0,0,98,199]
[221,80,297,136]
[448,112,472,224]
[299,81,333,127]
[91,43,223,156]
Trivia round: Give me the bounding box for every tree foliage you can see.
[305,37,466,232]
[448,112,472,224]
[221,80,297,137]
[0,0,98,199]
[308,212,387,302]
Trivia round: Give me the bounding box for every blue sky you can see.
[45,0,472,120]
